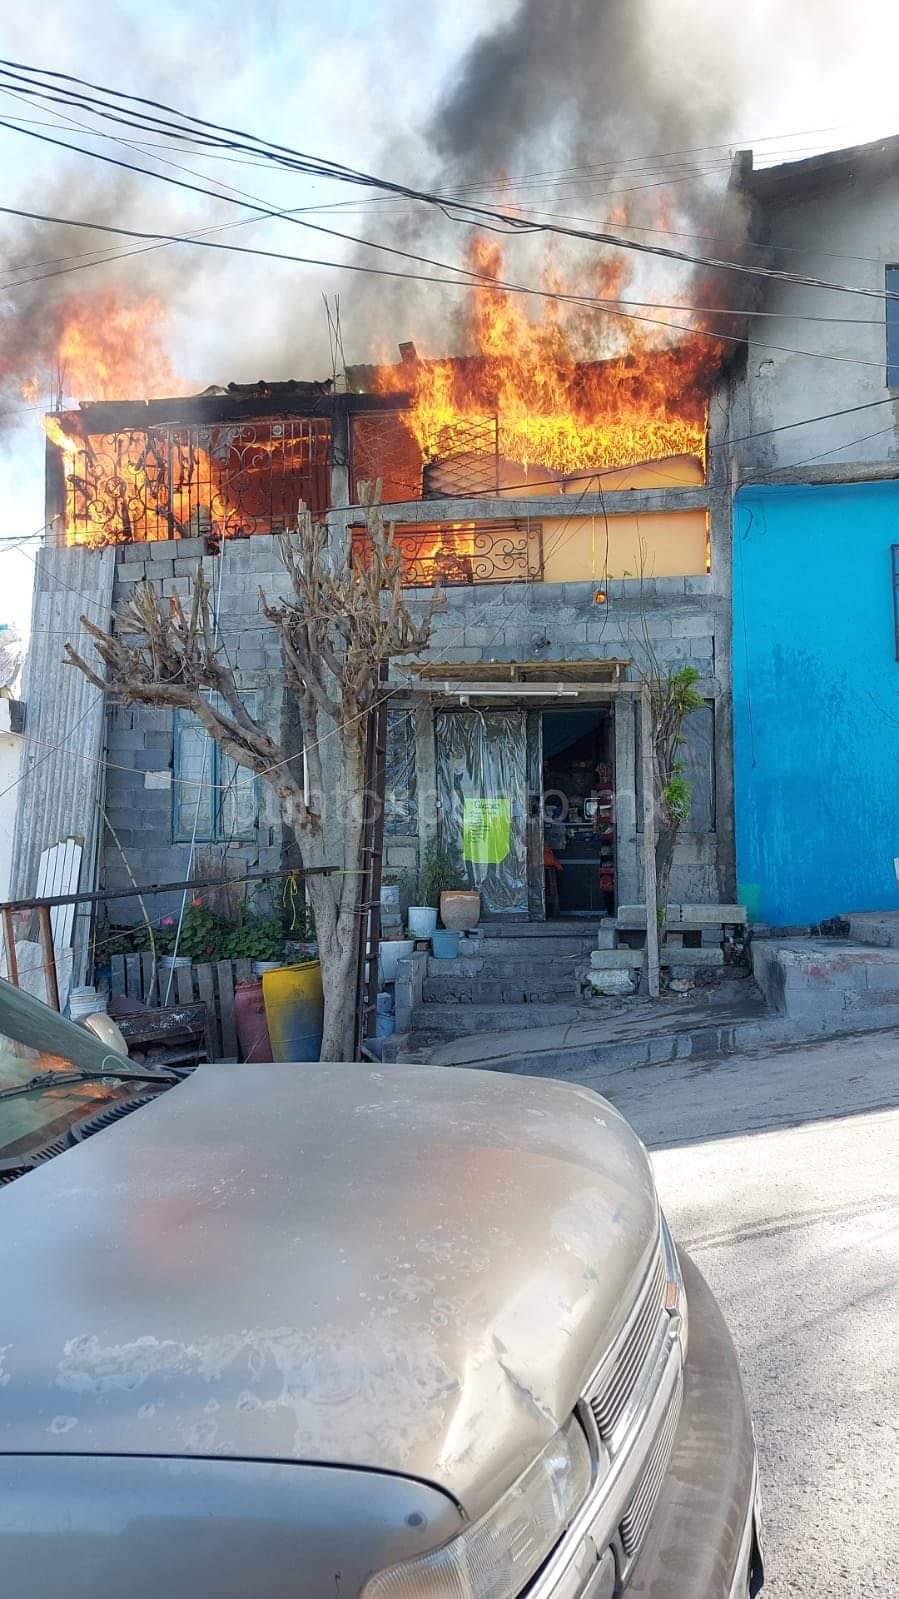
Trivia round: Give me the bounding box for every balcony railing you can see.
[58,418,331,545]
[351,519,544,586]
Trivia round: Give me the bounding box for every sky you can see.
[2,0,899,630]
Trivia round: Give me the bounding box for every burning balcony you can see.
[45,383,334,548]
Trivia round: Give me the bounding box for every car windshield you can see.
[0,978,160,1166]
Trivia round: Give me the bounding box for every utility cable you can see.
[2,202,897,379]
[1,59,895,304]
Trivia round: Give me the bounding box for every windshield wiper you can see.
[0,1066,178,1104]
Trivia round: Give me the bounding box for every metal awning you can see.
[411,657,632,682]
[399,657,635,700]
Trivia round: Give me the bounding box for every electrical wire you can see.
[3,202,898,380]
[1,59,895,304]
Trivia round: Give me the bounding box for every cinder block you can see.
[662,946,724,967]
[681,904,748,923]
[146,540,179,560]
[116,562,146,585]
[594,926,618,949]
[173,536,207,559]
[669,614,715,638]
[590,948,643,969]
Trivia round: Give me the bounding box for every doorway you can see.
[435,708,529,917]
[541,706,615,918]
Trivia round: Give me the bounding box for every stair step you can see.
[423,977,578,1004]
[410,1001,586,1037]
[459,936,595,959]
[427,954,581,978]
[480,921,606,938]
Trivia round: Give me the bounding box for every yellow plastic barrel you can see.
[262,961,324,1062]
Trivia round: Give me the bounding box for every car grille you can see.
[619,1371,683,1558]
[588,1245,666,1440]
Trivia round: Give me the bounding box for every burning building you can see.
[14,225,737,1030]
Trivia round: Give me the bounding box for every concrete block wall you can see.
[100,504,732,921]
[103,538,295,923]
[395,565,729,907]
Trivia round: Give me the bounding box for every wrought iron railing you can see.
[351,519,543,586]
[350,409,500,503]
[60,418,331,545]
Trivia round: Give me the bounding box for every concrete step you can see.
[427,954,581,979]
[423,976,579,1004]
[589,946,724,970]
[409,1001,586,1037]
[458,935,595,960]
[846,912,899,950]
[753,937,899,1029]
[480,921,606,938]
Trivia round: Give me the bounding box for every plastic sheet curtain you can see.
[435,710,528,916]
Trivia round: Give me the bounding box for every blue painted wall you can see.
[733,482,899,926]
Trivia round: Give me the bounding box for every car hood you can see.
[0,1061,658,1518]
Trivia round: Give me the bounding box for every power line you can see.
[3,202,898,380]
[1,61,897,305]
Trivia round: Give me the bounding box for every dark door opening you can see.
[541,706,615,919]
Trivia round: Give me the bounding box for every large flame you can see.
[371,236,715,480]
[34,289,182,407]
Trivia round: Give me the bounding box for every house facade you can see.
[15,368,736,928]
[730,137,899,926]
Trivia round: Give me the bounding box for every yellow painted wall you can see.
[541,508,709,581]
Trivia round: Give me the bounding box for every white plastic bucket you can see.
[69,986,107,1020]
[407,906,438,940]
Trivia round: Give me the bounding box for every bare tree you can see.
[66,499,438,1060]
[626,542,704,948]
[645,661,703,932]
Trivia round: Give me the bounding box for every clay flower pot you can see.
[440,889,481,932]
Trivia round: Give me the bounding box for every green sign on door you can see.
[463,796,511,865]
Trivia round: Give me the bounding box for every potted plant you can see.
[410,838,479,936]
[225,907,288,977]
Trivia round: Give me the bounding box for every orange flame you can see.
[373,236,715,480]
[49,290,181,404]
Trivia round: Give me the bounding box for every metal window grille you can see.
[350,409,500,503]
[64,418,331,545]
[351,519,543,586]
[173,693,260,844]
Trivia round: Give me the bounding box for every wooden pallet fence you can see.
[109,955,255,1061]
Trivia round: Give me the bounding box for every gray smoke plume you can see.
[338,0,752,367]
[430,0,729,185]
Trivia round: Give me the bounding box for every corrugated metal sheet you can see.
[10,547,115,978]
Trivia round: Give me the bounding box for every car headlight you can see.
[361,1417,592,1599]
[661,1214,688,1358]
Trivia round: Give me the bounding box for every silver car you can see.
[0,980,763,1597]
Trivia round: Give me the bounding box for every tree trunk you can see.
[654,817,679,939]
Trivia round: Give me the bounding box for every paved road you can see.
[565,1030,899,1599]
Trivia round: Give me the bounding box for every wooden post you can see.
[2,909,18,988]
[36,905,61,1012]
[640,685,661,1000]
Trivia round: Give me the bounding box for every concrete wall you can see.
[734,166,899,475]
[733,481,899,925]
[104,536,294,922]
[0,707,22,902]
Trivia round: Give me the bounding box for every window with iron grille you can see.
[64,418,331,545]
[887,267,899,388]
[173,693,260,843]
